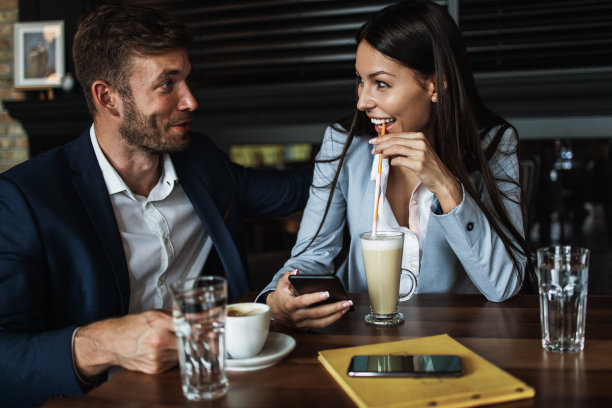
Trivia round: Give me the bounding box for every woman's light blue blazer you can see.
[261,124,526,302]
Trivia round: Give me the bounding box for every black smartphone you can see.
[289,275,354,311]
[347,355,463,377]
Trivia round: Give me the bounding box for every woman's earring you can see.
[431,95,438,103]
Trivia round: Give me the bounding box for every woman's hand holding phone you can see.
[266,270,354,329]
[289,274,354,311]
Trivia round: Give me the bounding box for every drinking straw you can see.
[371,123,386,236]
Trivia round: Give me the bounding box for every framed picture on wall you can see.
[13,20,65,89]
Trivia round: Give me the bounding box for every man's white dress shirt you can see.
[90,126,212,312]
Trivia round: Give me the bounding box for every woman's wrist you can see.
[436,178,463,213]
[258,290,272,306]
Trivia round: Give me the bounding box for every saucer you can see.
[226,332,296,371]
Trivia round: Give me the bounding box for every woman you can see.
[260,0,531,328]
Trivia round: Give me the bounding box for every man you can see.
[0,5,310,407]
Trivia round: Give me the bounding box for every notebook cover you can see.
[317,333,535,408]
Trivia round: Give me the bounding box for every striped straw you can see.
[371,123,386,236]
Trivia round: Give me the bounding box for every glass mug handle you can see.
[399,268,417,301]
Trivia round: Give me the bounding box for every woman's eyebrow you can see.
[368,70,395,78]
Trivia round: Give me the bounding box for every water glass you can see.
[537,246,589,353]
[170,276,229,401]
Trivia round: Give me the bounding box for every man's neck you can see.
[108,149,162,197]
[94,121,162,197]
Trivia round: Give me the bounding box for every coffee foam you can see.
[227,303,268,317]
[361,236,403,251]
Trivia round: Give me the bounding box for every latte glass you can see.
[360,231,415,326]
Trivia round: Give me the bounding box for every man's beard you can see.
[118,93,191,154]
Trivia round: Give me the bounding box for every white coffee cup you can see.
[225,302,270,359]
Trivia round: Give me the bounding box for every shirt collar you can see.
[160,150,179,187]
[369,153,431,232]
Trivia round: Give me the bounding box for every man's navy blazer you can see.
[0,129,310,407]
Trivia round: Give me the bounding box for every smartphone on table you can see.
[289,275,354,312]
[347,354,463,377]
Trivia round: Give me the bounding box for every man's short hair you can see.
[73,4,191,116]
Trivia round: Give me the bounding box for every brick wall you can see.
[0,0,27,172]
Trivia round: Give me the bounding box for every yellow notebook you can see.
[318,334,535,408]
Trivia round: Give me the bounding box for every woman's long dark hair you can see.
[301,0,533,288]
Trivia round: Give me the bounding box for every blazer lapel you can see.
[348,141,378,237]
[173,157,249,300]
[68,131,130,313]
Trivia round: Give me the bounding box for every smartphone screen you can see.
[289,275,354,311]
[347,355,463,377]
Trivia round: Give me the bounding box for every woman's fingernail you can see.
[319,291,330,299]
[343,300,353,308]
[369,138,376,144]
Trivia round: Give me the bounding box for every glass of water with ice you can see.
[536,246,590,353]
[170,276,229,400]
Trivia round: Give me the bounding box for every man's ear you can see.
[91,80,120,116]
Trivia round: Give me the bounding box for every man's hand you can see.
[267,270,353,329]
[73,309,178,379]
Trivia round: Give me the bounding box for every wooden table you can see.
[45,294,612,407]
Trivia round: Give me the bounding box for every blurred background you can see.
[1,0,611,292]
